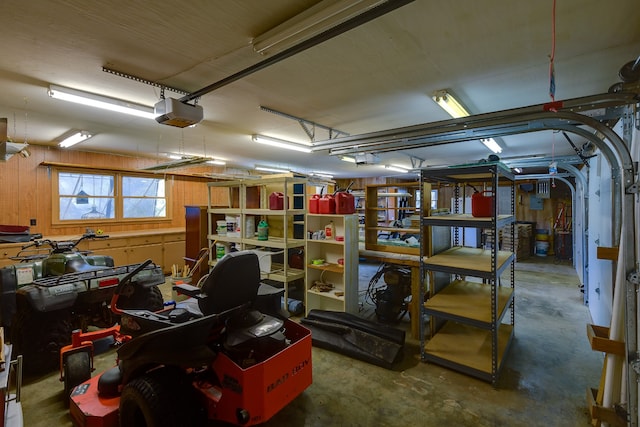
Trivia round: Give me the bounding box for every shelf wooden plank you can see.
[307,238,344,246]
[424,321,513,377]
[207,234,243,244]
[423,213,514,228]
[208,208,242,215]
[422,246,513,274]
[243,236,305,249]
[365,226,420,233]
[307,262,344,273]
[262,264,305,282]
[424,280,513,326]
[306,288,345,301]
[243,208,306,216]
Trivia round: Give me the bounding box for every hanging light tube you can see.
[384,165,409,173]
[433,89,502,153]
[310,171,334,179]
[252,134,312,153]
[48,85,156,119]
[58,131,93,148]
[252,0,386,56]
[432,89,470,119]
[480,138,502,154]
[339,155,356,163]
[206,159,226,165]
[255,165,291,173]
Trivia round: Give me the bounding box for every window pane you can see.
[58,172,114,197]
[123,176,165,197]
[123,198,166,218]
[431,189,438,209]
[59,197,115,220]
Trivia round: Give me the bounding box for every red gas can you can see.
[309,194,321,214]
[269,192,288,210]
[335,192,355,214]
[471,191,494,217]
[318,195,335,214]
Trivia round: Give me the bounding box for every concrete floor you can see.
[18,256,602,426]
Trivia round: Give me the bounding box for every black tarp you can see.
[301,309,405,369]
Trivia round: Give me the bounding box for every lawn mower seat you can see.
[174,251,287,318]
[198,251,262,315]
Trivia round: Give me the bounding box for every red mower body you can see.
[69,319,312,427]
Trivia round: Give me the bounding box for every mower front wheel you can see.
[63,350,91,406]
[119,369,202,427]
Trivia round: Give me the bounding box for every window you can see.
[58,172,115,220]
[55,169,168,223]
[122,176,166,218]
[416,189,438,210]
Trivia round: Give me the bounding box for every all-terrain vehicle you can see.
[0,232,165,373]
[69,251,312,427]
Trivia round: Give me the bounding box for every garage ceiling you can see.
[0,0,638,178]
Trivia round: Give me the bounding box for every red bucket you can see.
[471,191,494,217]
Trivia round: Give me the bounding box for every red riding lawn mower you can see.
[67,251,313,426]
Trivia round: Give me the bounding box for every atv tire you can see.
[119,368,202,427]
[63,350,91,406]
[119,285,164,312]
[11,305,72,375]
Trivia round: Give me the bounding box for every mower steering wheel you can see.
[114,259,153,297]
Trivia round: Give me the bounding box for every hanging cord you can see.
[548,0,557,103]
[548,0,557,188]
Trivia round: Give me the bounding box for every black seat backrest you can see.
[198,251,261,315]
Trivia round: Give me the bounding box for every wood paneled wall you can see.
[0,145,223,237]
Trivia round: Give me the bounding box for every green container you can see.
[257,220,269,241]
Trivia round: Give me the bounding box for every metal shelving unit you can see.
[419,163,515,385]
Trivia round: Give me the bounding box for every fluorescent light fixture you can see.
[433,89,502,154]
[513,167,523,173]
[167,154,182,160]
[48,84,156,119]
[58,130,93,148]
[384,165,409,173]
[252,0,385,55]
[206,159,226,166]
[310,171,334,179]
[255,165,291,173]
[339,155,356,163]
[432,89,470,119]
[480,138,502,154]
[252,134,312,153]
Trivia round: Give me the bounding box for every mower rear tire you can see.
[119,369,201,427]
[119,285,164,312]
[63,350,91,406]
[11,306,72,375]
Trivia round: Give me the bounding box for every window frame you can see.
[52,167,172,225]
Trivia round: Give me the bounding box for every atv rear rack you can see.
[32,262,162,288]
